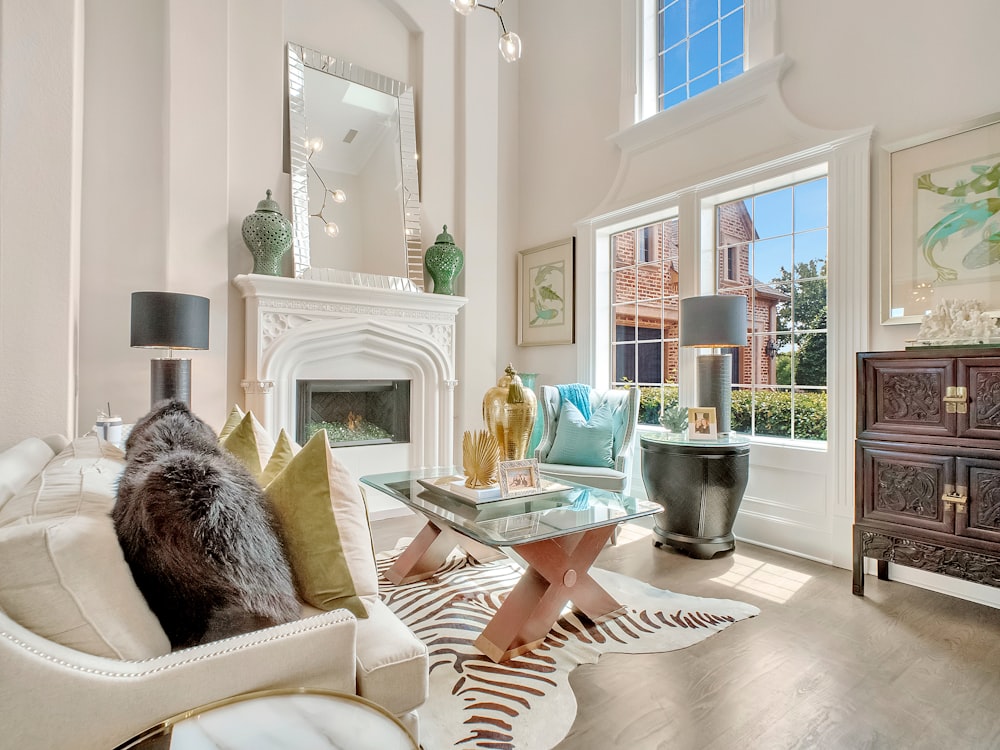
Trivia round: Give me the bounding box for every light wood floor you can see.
[372,514,1000,750]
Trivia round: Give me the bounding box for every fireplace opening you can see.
[297,379,411,448]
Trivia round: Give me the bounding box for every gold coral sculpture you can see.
[462,430,501,488]
[482,364,538,462]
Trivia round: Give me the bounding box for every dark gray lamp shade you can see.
[679,295,747,348]
[130,292,210,408]
[130,292,210,350]
[680,295,747,434]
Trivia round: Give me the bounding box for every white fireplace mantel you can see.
[233,273,467,470]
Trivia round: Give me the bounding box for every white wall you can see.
[0,0,509,452]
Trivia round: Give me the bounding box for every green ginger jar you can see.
[424,225,464,295]
[241,189,293,276]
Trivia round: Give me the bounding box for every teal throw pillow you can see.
[547,401,615,468]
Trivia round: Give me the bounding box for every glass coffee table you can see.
[361,468,659,662]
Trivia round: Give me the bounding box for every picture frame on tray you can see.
[498,458,542,497]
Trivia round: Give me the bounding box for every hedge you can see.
[636,385,827,440]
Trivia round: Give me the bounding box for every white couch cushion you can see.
[0,434,171,658]
[0,516,171,658]
[355,596,428,716]
[0,438,55,510]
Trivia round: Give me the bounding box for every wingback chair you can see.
[535,385,640,494]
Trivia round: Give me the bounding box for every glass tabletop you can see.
[361,467,660,547]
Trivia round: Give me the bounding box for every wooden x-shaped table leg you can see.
[384,519,505,585]
[474,524,624,662]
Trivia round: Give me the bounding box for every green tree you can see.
[776,259,827,387]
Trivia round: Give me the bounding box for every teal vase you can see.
[424,225,464,295]
[519,373,545,458]
[241,189,292,276]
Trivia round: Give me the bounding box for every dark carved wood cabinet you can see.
[854,347,1000,595]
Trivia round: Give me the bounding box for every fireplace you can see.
[233,273,467,477]
[297,379,410,448]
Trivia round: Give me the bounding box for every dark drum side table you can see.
[640,433,750,559]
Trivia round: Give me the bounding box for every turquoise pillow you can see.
[547,401,615,468]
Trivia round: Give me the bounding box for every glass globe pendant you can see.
[499,31,522,62]
[451,0,477,15]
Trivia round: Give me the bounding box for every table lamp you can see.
[130,291,210,408]
[680,294,747,434]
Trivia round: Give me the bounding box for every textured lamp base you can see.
[150,358,192,408]
[696,353,732,434]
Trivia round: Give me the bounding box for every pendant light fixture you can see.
[451,0,522,62]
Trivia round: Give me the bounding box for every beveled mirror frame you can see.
[287,42,423,287]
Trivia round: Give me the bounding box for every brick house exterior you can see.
[612,201,787,386]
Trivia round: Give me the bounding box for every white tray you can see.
[416,476,571,505]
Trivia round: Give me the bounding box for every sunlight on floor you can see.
[710,554,812,603]
[615,523,655,545]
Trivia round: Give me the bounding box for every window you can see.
[611,218,680,424]
[658,0,745,111]
[715,177,828,441]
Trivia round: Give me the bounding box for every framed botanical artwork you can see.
[518,238,575,346]
[687,407,717,440]
[498,458,541,497]
[881,112,1000,324]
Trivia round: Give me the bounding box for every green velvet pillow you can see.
[547,401,615,468]
[221,411,275,479]
[259,429,299,486]
[218,404,245,441]
[264,430,375,618]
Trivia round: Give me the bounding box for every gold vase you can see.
[482,364,538,461]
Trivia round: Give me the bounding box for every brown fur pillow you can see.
[112,401,299,649]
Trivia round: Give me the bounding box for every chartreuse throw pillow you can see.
[222,411,275,479]
[259,429,300,486]
[218,404,245,441]
[547,400,615,468]
[264,430,376,618]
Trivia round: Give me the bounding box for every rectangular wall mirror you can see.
[287,42,423,288]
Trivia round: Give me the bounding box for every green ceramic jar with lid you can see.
[423,225,464,295]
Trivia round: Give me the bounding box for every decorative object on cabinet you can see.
[241,189,293,276]
[423,225,464,295]
[641,433,750,559]
[286,43,422,286]
[881,112,1000,324]
[518,238,575,346]
[680,294,747,434]
[482,364,537,462]
[854,347,1000,597]
[462,429,501,489]
[130,291,210,408]
[911,298,1000,346]
[450,0,522,62]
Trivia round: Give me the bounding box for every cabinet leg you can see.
[877,559,889,581]
[852,525,865,596]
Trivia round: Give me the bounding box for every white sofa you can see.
[0,434,427,749]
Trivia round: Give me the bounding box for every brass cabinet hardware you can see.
[942,485,968,512]
[943,386,968,413]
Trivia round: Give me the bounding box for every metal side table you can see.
[640,433,750,559]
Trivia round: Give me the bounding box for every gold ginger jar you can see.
[482,364,538,461]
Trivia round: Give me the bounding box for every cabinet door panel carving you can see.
[859,444,952,533]
[864,359,954,438]
[961,359,1000,438]
[956,458,1000,543]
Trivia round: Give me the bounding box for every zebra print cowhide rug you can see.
[376,544,759,750]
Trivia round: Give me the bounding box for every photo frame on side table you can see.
[687,407,717,440]
[498,458,542,497]
[881,112,1000,324]
[518,238,575,346]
